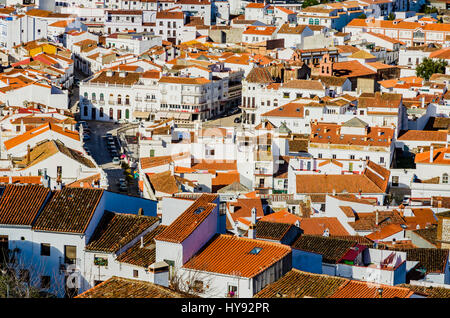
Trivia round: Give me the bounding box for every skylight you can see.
[249,247,262,255]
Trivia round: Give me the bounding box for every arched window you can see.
[99,107,104,117]
[109,108,113,120]
[309,18,314,24]
[83,106,88,117]
[443,173,449,184]
[274,99,278,107]
[117,109,122,119]
[100,93,104,101]
[305,109,310,116]
[84,92,88,99]
[117,94,122,104]
[125,109,129,119]
[125,95,130,105]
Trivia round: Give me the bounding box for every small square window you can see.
[40,243,50,256]
[133,270,139,278]
[41,276,50,289]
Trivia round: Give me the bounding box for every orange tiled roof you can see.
[397,130,447,142]
[298,217,350,236]
[32,188,104,234]
[4,122,79,151]
[259,209,302,225]
[329,280,413,298]
[0,184,50,226]
[243,26,277,36]
[415,147,450,165]
[366,223,404,241]
[183,234,291,278]
[155,194,217,243]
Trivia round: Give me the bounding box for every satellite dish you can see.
[372,5,381,19]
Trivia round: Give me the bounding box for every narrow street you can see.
[84,121,140,196]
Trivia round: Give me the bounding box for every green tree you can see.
[416,58,448,81]
[358,13,367,19]
[387,13,395,20]
[302,0,319,9]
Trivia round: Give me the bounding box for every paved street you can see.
[84,121,139,196]
[202,113,241,128]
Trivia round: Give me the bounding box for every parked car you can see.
[119,183,127,192]
[112,156,121,165]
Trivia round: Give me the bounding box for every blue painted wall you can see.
[292,249,323,274]
[101,191,157,216]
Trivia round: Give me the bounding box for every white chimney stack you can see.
[140,236,144,248]
[251,207,257,225]
[375,210,379,225]
[247,208,257,239]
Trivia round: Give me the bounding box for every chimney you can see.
[27,144,31,163]
[229,204,234,213]
[375,210,379,225]
[138,208,143,216]
[430,145,434,163]
[247,207,257,239]
[140,236,144,248]
[251,207,257,225]
[421,95,425,108]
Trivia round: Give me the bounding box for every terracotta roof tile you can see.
[183,234,291,278]
[155,194,217,243]
[255,269,348,298]
[76,276,189,298]
[329,280,413,298]
[32,188,104,234]
[255,221,296,241]
[148,171,180,195]
[86,212,159,253]
[116,225,167,267]
[0,184,50,226]
[292,235,356,263]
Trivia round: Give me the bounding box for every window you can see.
[41,276,50,289]
[350,155,355,160]
[332,154,336,159]
[250,247,262,255]
[99,107,104,117]
[392,176,399,187]
[283,92,290,99]
[318,153,322,158]
[380,157,384,164]
[83,106,88,117]
[40,243,50,256]
[64,245,77,264]
[443,173,449,184]
[133,270,139,278]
